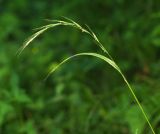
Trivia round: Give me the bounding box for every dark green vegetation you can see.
[0,1,160,134]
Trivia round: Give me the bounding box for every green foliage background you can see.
[0,0,160,133]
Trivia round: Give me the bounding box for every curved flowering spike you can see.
[17,23,62,55]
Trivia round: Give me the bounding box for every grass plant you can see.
[18,17,156,134]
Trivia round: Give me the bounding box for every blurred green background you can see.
[0,0,160,134]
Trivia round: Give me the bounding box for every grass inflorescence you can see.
[18,17,156,134]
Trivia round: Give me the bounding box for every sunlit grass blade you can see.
[45,52,120,80]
